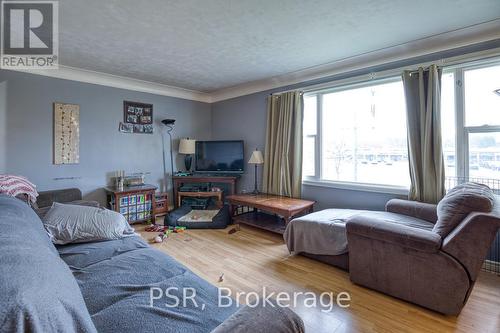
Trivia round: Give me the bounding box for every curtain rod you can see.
[270,66,430,95]
[270,90,304,96]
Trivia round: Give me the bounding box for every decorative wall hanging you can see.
[122,101,153,134]
[54,102,80,164]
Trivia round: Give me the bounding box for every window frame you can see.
[302,76,410,195]
[450,61,500,180]
[301,56,500,194]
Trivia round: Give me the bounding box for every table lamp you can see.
[179,138,196,172]
[248,149,264,194]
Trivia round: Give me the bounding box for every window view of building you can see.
[464,64,500,179]
[303,62,500,189]
[303,79,410,188]
[321,80,409,187]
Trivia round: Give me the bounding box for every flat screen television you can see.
[195,140,244,174]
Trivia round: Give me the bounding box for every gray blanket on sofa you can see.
[284,209,435,256]
[0,195,97,333]
[57,236,238,333]
[1,192,304,333]
[284,209,363,256]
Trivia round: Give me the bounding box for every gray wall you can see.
[0,81,6,173]
[211,40,500,210]
[211,92,268,194]
[1,70,211,204]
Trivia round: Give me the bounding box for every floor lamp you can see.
[161,119,175,201]
[248,149,264,194]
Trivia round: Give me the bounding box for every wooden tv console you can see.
[172,175,239,208]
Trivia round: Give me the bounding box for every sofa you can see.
[0,189,304,333]
[347,195,500,315]
[285,183,500,315]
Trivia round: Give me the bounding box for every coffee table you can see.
[227,194,315,234]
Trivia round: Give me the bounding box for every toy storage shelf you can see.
[105,185,157,224]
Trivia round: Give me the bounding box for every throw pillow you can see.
[42,202,136,244]
[35,200,100,219]
[433,182,495,237]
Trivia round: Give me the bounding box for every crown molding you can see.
[210,19,500,103]
[8,65,212,103]
[5,19,500,104]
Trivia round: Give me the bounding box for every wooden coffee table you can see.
[227,194,315,234]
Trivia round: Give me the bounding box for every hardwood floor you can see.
[135,224,500,333]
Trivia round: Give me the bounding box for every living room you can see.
[1,1,500,332]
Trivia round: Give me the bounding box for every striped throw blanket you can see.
[0,175,38,204]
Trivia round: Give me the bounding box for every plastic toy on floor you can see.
[145,224,168,232]
[154,234,165,243]
[153,226,188,243]
[170,226,186,233]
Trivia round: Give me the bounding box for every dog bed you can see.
[164,204,230,229]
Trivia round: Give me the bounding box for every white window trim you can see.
[303,179,409,195]
[303,75,410,194]
[450,59,500,180]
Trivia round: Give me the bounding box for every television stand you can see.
[172,175,239,208]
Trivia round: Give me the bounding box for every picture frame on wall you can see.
[126,114,138,123]
[133,124,144,133]
[123,101,153,134]
[119,122,133,133]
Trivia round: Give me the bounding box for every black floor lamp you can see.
[161,119,175,198]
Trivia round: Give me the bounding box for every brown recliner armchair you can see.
[346,186,500,315]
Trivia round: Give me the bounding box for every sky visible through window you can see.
[464,64,500,179]
[321,81,409,186]
[303,64,500,187]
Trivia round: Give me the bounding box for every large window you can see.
[442,63,500,180]
[303,78,410,189]
[302,59,500,192]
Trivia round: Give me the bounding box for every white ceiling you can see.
[58,0,500,93]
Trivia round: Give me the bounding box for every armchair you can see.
[346,196,500,315]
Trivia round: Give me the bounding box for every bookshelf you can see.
[105,185,157,224]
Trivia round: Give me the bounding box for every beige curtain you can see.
[402,65,445,203]
[262,91,303,197]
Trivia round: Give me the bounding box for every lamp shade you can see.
[248,150,264,164]
[179,138,196,154]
